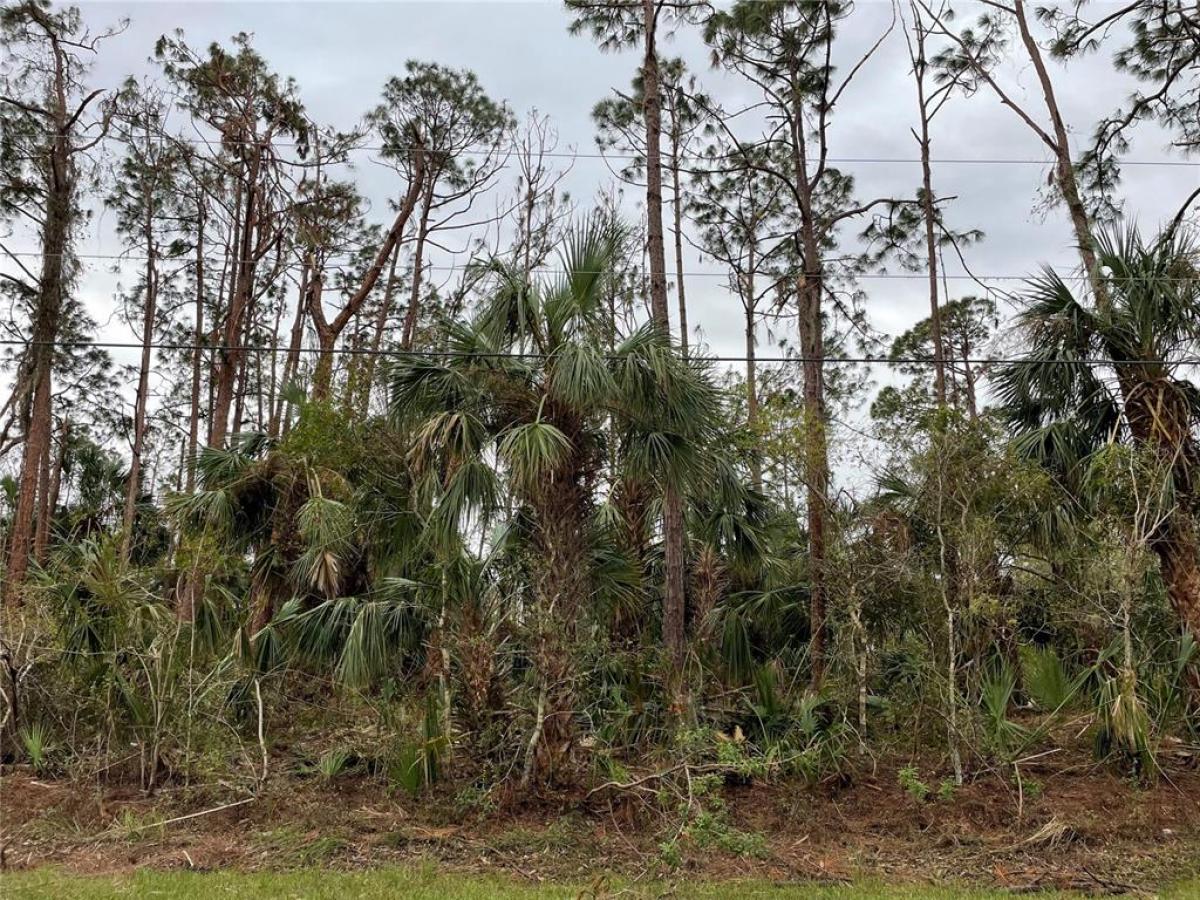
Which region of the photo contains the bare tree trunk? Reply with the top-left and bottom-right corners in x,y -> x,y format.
122,200 -> 159,562
744,262 -> 762,488
186,202 -> 205,492
210,158 -> 260,449
206,218 -> 234,445
917,94 -> 946,406
269,260 -> 310,436
640,0 -> 669,330
6,121 -> 73,602
670,149 -> 688,356
231,330 -> 249,441
961,338 -> 978,419
401,180 -> 435,352
798,267 -> 829,687
34,419 -> 68,561
357,241 -> 403,416
788,89 -> 831,687
638,0 -> 687,689
311,149 -> 425,395
309,271 -> 336,400
33,427 -> 51,563
1012,0 -> 1109,312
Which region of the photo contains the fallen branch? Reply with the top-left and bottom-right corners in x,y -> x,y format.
584,762 -> 744,800
123,797 -> 256,832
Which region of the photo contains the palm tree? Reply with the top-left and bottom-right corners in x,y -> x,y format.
391,213 -> 723,783
995,224 -> 1200,636
170,410 -> 420,638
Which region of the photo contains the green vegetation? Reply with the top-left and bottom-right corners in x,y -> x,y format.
8,868 -> 1198,900
1,1 -> 1197,890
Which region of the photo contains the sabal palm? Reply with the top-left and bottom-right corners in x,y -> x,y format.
391,213 -> 723,780
171,426 -> 395,637
995,223 -> 1200,634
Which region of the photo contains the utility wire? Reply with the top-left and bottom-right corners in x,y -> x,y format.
1,338 -> 1194,368
43,132 -> 1200,167
5,249 -> 1185,282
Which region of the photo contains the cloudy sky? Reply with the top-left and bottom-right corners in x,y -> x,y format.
6,1 -> 1198,482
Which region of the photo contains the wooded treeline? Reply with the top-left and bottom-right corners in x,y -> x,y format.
1,0 -> 1197,806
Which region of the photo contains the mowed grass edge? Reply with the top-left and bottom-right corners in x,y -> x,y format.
3,867 -> 1199,899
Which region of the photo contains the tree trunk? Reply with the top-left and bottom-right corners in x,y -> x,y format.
640,0 -> 670,331
33,425 -> 51,563
209,155 -> 261,449
186,202 -> 205,492
357,240 -> 403,416
1155,519 -> 1200,637
401,180 -> 435,352
35,419 -> 68,561
639,0 -> 687,688
1012,0 -> 1110,313
269,259 -> 310,436
670,147 -> 688,356
788,75 -> 831,687
744,261 -> 762,488
5,123 -> 73,603
309,269 -> 337,401
310,150 -> 425,396
798,267 -> 829,687
916,78 -> 946,406
122,199 -> 159,562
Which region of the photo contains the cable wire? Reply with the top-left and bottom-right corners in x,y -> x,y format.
2,337 -> 1194,368
6,249 -> 1185,282
41,132 -> 1200,167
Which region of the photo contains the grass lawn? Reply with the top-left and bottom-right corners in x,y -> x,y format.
4,867 -> 1199,899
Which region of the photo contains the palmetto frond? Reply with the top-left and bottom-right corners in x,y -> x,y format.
498,419 -> 573,490
390,356 -> 480,427
424,458 -> 499,552
294,495 -> 356,596
543,212 -> 626,346
193,441 -> 262,490
281,578 -> 429,689
473,260 -> 543,351
167,487 -> 236,536
409,411 -> 489,474
546,341 -> 616,411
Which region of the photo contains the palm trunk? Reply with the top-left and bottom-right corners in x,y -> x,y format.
1155,519 -> 1200,637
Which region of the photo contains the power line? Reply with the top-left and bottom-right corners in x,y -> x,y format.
51,132 -> 1200,167
2,337 -> 1194,368
5,249 -> 1180,282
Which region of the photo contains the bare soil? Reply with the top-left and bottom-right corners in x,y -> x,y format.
2,751 -> 1198,895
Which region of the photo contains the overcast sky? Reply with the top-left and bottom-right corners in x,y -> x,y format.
5,1 -> 1198,484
